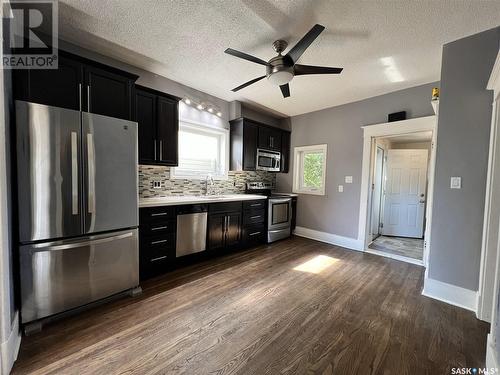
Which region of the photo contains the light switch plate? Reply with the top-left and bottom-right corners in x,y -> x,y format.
338,185 -> 344,193
450,177 -> 461,189
345,176 -> 353,184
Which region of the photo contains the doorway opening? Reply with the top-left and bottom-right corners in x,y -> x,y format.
367,131 -> 433,265
358,116 -> 437,272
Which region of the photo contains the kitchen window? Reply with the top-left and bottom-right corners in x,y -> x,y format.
292,144 -> 328,195
171,121 -> 229,180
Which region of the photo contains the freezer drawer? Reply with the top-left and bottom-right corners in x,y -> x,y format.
20,229 -> 139,323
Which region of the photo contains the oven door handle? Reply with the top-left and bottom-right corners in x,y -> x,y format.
269,198 -> 292,204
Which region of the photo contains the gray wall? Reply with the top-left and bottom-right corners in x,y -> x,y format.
276,82 -> 438,238
428,27 -> 500,291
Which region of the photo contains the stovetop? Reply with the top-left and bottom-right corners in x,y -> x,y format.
245,182 -> 297,198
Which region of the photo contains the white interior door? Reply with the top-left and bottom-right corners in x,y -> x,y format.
382,149 -> 428,238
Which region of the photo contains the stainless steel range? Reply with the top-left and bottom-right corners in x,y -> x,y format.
246,182 -> 294,243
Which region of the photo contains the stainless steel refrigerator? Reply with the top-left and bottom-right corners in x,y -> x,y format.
16,101 -> 140,326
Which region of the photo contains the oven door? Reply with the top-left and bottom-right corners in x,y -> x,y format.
268,198 -> 292,231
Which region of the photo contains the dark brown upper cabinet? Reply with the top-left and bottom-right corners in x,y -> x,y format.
258,126 -> 282,151
13,50 -> 138,120
230,118 -> 258,171
280,130 -> 291,173
230,117 -> 290,173
133,85 -> 180,166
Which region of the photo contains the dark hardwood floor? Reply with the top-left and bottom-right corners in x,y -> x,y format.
12,236 -> 489,374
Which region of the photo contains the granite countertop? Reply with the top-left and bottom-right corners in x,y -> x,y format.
139,194 -> 267,207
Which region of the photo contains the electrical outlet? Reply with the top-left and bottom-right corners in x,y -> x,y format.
152,180 -> 162,189
450,177 -> 461,189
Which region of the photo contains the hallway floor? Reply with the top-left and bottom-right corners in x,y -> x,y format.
369,235 -> 424,260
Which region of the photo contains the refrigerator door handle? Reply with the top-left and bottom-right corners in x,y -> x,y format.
87,133 -> 96,214
30,231 -> 134,252
71,132 -> 79,215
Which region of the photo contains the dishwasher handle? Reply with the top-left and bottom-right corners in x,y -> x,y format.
176,204 -> 208,215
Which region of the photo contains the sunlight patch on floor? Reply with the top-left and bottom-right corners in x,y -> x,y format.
293,255 -> 339,274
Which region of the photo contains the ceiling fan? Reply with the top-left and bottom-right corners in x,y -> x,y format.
224,24 -> 343,98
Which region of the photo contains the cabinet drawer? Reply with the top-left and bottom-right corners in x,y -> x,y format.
141,233 -> 175,253
140,219 -> 176,236
242,225 -> 266,244
243,209 -> 266,226
209,201 -> 242,214
140,206 -> 176,222
243,199 -> 266,211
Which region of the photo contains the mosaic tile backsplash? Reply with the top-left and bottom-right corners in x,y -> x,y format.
139,165 -> 276,198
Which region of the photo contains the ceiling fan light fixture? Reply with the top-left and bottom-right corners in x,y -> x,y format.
267,70 -> 294,86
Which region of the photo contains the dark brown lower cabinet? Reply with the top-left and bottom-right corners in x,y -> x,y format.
207,204 -> 242,251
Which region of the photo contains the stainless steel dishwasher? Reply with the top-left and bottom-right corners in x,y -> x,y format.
176,204 -> 208,257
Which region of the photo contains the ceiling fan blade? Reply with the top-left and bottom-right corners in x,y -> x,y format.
280,83 -> 290,98
224,48 -> 269,66
294,64 -> 343,75
231,75 -> 267,92
285,24 -> 325,63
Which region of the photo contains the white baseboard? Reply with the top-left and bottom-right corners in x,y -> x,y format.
486,333 -> 498,371
1,311 -> 21,375
294,226 -> 364,251
422,277 -> 478,312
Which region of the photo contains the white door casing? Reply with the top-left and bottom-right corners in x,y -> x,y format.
382,149 -> 428,238
371,147 -> 384,239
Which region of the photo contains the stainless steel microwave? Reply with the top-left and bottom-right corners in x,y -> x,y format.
256,149 -> 281,172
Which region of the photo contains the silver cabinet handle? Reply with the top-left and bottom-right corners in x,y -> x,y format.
154,140 -> 157,161
32,232 -> 133,252
151,226 -> 168,231
150,256 -> 167,262
249,231 -> 261,236
250,215 -> 261,219
78,83 -> 82,111
151,239 -> 168,245
159,140 -> 163,161
224,216 -> 228,232
250,203 -> 261,207
87,85 -> 91,112
151,212 -> 168,217
87,133 -> 96,214
71,132 -> 78,215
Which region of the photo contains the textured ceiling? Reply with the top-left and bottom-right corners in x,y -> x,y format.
58,0 -> 500,117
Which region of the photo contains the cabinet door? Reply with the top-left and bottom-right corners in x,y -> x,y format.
14,55 -> 83,111
85,65 -> 133,120
243,121 -> 258,171
208,213 -> 226,250
258,126 -> 272,149
280,131 -> 290,173
157,96 -> 179,166
134,89 -> 157,164
258,126 -> 282,151
225,212 -> 241,247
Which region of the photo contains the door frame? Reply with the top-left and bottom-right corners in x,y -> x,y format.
358,115 -> 438,267
478,50 -> 500,323
370,145 -> 385,240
